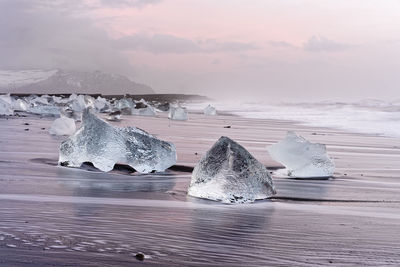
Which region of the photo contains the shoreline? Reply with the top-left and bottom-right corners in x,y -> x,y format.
0,111 -> 399,266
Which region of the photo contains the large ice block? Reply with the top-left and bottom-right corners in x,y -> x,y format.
267,131 -> 335,178
188,136 -> 276,204
59,109 -> 177,173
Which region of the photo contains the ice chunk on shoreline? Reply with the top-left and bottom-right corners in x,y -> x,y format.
27,105 -> 60,116
267,131 -> 335,178
188,136 -> 276,204
59,109 -> 177,172
12,99 -> 28,111
49,116 -> 76,136
132,106 -> 157,117
204,104 -> 217,116
168,106 -> 188,121
0,98 -> 13,115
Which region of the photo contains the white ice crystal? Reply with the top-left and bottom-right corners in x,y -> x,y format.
59,109 -> 177,173
188,136 -> 276,204
49,116 -> 76,136
267,131 -> 335,178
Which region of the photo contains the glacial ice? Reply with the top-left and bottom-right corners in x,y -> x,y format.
168,105 -> 188,121
49,116 -> 76,136
188,136 -> 276,204
204,104 -> 217,116
0,98 -> 13,115
12,99 -> 28,111
70,94 -> 93,112
267,131 -> 335,178
27,105 -> 60,116
132,105 -> 157,117
94,96 -> 109,112
59,109 -> 177,172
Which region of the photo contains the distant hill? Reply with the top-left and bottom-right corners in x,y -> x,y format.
0,69 -> 154,95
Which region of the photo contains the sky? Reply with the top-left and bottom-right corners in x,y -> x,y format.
1,0 -> 400,101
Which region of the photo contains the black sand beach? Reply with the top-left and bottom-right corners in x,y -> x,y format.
1,112 -> 400,266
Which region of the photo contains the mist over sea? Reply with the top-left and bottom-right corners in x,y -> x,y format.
189,99 -> 400,138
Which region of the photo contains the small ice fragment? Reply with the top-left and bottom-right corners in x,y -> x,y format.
168,105 -> 188,121
0,98 -> 13,115
6,244 -> 17,248
188,136 -> 276,204
94,96 -> 109,112
106,110 -> 122,121
59,109 -> 177,172
267,131 -> 335,178
12,99 -> 28,111
203,104 -> 217,116
155,102 -> 170,112
49,116 -> 76,136
132,106 -> 157,117
27,105 -> 60,116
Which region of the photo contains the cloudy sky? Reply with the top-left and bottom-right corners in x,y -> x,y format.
1,0 -> 400,101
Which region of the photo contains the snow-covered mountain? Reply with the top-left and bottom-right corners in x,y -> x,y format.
0,69 -> 154,95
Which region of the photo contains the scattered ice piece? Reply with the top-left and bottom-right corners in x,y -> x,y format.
0,236 -> 4,241
168,105 -> 188,121
27,105 -> 60,116
0,93 -> 13,105
132,105 -> 157,117
12,99 -> 28,111
6,244 -> 17,248
267,131 -> 335,178
94,96 -> 109,112
204,104 -> 217,116
70,94 -> 90,112
31,95 -> 49,105
49,116 -> 76,136
155,102 -> 170,112
188,136 -> 276,204
59,109 -> 177,172
106,110 -> 122,121
0,98 -> 13,115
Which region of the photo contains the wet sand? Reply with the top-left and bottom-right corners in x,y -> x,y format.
0,112 -> 400,266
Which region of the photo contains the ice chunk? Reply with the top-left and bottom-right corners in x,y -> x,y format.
106,110 -> 121,121
0,98 -> 13,115
94,96 -> 109,112
0,93 -> 13,105
188,136 -> 276,204
155,102 -> 170,112
31,95 -> 50,105
27,105 -> 60,116
59,109 -> 177,172
12,99 -> 28,111
132,106 -> 157,117
115,98 -> 135,114
267,131 -> 335,178
204,104 -> 217,116
168,105 -> 188,121
70,94 -> 92,112
49,116 -> 76,136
